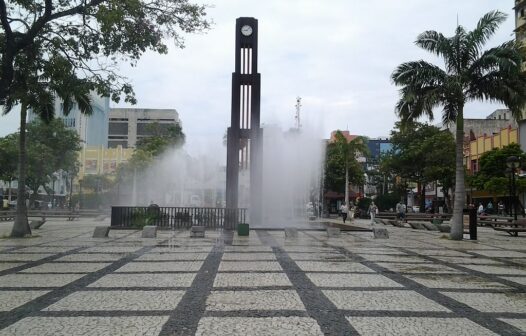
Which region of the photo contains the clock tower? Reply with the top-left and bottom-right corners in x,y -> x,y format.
226,17 -> 263,226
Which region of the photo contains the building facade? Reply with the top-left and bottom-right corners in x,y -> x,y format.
108,108 -> 181,148
27,93 -> 110,147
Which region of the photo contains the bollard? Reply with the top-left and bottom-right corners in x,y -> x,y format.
469,207 -> 477,240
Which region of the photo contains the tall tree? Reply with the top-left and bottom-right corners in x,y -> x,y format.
383,122 -> 455,212
330,131 -> 369,207
0,133 -> 18,203
0,1 -> 209,237
392,11 -> 526,240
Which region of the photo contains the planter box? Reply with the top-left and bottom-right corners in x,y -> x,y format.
237,223 -> 249,236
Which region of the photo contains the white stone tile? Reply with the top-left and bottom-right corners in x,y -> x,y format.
89,273 -> 196,287
0,291 -> 50,311
470,250 -> 526,258
15,247 -> 75,253
214,273 -> 292,287
498,319 -> 526,332
296,261 -> 374,273
500,276 -> 526,286
0,253 -> 54,261
20,262 -> 110,273
218,261 -> 282,272
307,273 -> 402,288
44,290 -> 185,311
0,262 -> 24,271
440,292 -> 526,313
347,317 -> 498,336
431,256 -> 505,265
324,290 -> 449,311
287,253 -> 350,261
357,254 -> 429,263
458,264 -> 526,276
195,317 -> 323,336
206,290 -> 305,311
375,263 -> 463,274
0,274 -> 84,287
54,254 -> 124,262
406,274 -> 510,289
222,253 -> 276,260
223,246 -> 273,252
137,252 -> 209,261
83,246 -> 142,253
0,316 -> 169,336
115,261 -> 203,272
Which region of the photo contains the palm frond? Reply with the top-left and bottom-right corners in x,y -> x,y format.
467,11 -> 507,55
391,60 -> 447,87
415,30 -> 452,59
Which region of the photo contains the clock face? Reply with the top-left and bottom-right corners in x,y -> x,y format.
241,25 -> 253,36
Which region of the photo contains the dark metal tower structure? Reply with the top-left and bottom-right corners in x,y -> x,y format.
226,17 -> 262,226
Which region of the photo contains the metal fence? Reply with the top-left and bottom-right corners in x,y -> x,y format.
110,206 -> 247,230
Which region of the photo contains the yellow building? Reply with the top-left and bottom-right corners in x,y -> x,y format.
466,126 -> 518,173
78,145 -> 134,179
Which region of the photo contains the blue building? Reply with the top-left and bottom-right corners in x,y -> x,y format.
28,92 -> 110,147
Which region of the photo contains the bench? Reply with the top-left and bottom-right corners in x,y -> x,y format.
490,219 -> 526,237
29,213 -> 80,221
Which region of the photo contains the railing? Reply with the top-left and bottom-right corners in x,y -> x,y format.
110,206 -> 247,230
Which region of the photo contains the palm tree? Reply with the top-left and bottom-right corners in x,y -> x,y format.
333,131 -> 369,209
392,11 -> 526,240
3,75 -> 92,237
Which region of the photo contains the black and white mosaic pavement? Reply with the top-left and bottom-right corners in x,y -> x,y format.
0,219 -> 525,335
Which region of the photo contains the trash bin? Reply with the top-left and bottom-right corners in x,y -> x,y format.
237,223 -> 249,236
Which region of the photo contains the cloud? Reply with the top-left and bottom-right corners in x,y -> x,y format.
0,0 -> 516,156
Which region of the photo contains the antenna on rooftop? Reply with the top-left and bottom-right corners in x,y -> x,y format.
294,97 -> 302,129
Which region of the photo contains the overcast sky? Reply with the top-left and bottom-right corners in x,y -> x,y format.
0,0 -> 517,159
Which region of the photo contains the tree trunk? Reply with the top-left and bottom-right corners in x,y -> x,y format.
11,103 -> 31,237
450,109 -> 466,240
344,162 -> 349,207
420,181 -> 426,213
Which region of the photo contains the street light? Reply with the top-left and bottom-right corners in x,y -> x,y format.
52,172 -> 59,209
506,156 -> 520,220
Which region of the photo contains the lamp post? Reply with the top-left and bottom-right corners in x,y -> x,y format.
52,172 -> 59,209
506,156 -> 520,220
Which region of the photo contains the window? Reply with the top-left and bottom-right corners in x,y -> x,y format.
62,118 -> 76,128
471,160 -> 478,173
521,8 -> 525,18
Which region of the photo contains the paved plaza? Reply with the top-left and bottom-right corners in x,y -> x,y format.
0,219 -> 524,335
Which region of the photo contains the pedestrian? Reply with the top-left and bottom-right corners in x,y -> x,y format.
339,203 -> 348,223
396,201 -> 405,220
486,201 -> 493,215
477,203 -> 484,215
368,201 -> 378,224
498,201 -> 505,215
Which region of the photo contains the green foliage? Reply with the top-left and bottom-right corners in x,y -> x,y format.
0,119 -> 81,194
383,122 -> 454,188
392,10 -> 526,239
469,143 -> 526,195
324,131 -> 368,197
80,174 -> 114,193
357,197 -> 372,211
0,0 -> 210,106
375,192 -> 403,212
136,122 -> 185,156
0,134 -> 18,182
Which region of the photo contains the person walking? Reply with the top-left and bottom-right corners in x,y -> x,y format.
396,201 -> 406,221
498,201 -> 505,215
369,201 -> 378,224
340,203 -> 348,223
477,203 -> 484,215
486,201 -> 493,215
